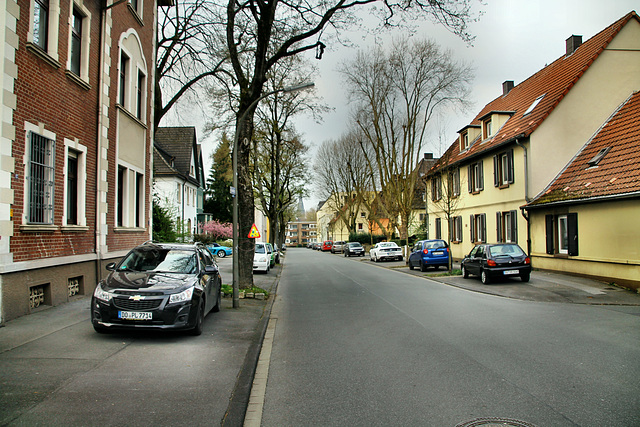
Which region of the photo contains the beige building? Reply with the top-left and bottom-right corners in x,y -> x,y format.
424,11 -> 640,278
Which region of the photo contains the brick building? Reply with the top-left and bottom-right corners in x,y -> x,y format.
0,0 -> 171,322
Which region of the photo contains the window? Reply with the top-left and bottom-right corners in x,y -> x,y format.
119,52 -> 129,107
431,175 -> 442,201
137,70 -> 146,120
28,132 -> 55,224
470,213 -> 486,243
358,223 -> 363,231
467,161 -> 484,193
117,166 -> 126,227
435,218 -> 442,239
136,173 -> 143,228
493,150 -> 514,187
460,132 -> 469,151
545,213 -> 578,256
33,0 -> 49,50
496,210 -> 517,243
483,119 -> 492,139
450,216 -> 463,243
523,95 -> 544,116
66,150 -> 78,225
449,168 -> 460,197
70,8 -> 82,75
587,147 -> 611,167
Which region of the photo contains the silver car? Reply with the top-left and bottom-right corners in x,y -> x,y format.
331,241 -> 346,253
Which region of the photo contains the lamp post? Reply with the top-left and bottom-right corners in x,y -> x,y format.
232,82 -> 314,308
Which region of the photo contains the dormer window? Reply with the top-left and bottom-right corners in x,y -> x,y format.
460,132 -> 469,151
587,147 -> 611,167
483,119 -> 492,139
523,95 -> 545,116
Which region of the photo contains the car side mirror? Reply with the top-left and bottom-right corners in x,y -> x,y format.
205,265 -> 219,274
106,262 -> 116,271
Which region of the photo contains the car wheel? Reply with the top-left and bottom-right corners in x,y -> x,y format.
420,261 -> 427,272
217,250 -> 226,258
189,300 -> 205,336
397,256 -> 403,261
462,265 -> 469,279
481,270 -> 490,284
409,261 -> 414,270
521,272 -> 530,282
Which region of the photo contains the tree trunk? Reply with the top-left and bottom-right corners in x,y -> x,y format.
237,113 -> 256,290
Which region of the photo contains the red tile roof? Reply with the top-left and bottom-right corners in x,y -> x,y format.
431,11 -> 639,171
528,91 -> 640,205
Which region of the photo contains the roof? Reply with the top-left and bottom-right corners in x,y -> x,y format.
154,127 -> 202,187
431,11 -> 639,172
527,91 -> 640,206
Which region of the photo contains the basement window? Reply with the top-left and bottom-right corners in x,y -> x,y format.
587,147 -> 611,167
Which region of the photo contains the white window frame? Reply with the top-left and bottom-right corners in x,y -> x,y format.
23,122 -> 57,226
558,215 -> 569,254
63,139 -> 87,227
29,0 -> 61,61
67,1 -> 91,83
117,162 -> 145,228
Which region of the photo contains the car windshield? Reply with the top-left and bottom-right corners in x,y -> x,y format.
488,244 -> 526,257
255,243 -> 266,254
424,241 -> 446,249
348,243 -> 362,247
118,247 -> 197,274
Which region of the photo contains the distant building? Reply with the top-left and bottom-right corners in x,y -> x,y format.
285,220 -> 317,247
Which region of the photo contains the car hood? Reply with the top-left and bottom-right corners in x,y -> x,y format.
103,271 -> 197,292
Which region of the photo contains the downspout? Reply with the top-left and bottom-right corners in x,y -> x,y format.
95,5 -> 107,284
515,137 -> 532,255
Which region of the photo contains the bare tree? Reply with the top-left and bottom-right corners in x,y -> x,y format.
342,36 -> 473,243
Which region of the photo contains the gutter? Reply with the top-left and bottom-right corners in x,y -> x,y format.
524,191 -> 640,210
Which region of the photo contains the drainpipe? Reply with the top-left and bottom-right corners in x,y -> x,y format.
515,138 -> 532,255
94,6 -> 107,285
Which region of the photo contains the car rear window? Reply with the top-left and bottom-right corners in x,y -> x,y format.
489,244 -> 525,257
424,241 -> 446,249
255,244 -> 266,254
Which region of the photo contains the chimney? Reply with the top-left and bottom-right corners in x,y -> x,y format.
566,35 -> 582,56
423,153 -> 433,160
502,80 -> 514,95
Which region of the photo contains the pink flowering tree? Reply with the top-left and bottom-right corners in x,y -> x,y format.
201,220 -> 233,241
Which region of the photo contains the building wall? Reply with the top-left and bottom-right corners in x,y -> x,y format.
528,199 -> 640,290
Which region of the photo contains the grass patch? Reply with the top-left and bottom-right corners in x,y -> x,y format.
428,269 -> 462,277
221,284 -> 269,297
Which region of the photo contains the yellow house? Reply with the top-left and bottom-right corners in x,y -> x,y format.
524,91 -> 640,291
316,192 -> 376,241
424,11 -> 640,266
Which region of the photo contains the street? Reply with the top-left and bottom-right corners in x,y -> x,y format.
258,249 -> 640,426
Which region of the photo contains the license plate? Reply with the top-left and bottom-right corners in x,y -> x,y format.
503,270 -> 519,275
118,311 -> 152,320
434,251 -> 444,256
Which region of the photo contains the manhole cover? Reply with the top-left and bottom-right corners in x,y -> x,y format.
456,417 -> 537,427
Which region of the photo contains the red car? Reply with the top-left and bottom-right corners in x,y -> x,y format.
321,240 -> 333,252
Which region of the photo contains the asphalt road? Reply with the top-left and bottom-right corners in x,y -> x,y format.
259,249 -> 640,426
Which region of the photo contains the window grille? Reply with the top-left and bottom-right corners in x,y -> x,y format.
29,132 -> 55,224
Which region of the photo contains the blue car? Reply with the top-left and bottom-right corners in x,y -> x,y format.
208,243 -> 233,258
408,239 -> 450,271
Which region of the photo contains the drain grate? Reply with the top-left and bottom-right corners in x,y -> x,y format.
456,417 -> 537,427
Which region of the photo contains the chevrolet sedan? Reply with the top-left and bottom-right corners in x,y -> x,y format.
461,243 -> 532,284
370,242 -> 403,262
91,242 -> 222,335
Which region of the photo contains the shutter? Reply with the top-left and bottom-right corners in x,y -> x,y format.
481,213 -> 486,243
470,214 -> 475,242
508,150 -> 515,184
478,162 -> 484,191
511,210 -> 518,243
496,212 -> 502,242
457,217 -> 463,243
468,165 -> 472,193
568,213 -> 578,256
493,155 -> 499,187
545,214 -> 554,254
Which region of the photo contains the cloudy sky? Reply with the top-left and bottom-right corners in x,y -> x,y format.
291,0 -> 637,208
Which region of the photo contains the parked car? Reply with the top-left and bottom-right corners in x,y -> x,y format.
265,243 -> 276,267
408,239 -> 450,271
91,242 -> 222,335
207,242 -> 233,258
343,242 -> 365,257
253,242 -> 270,274
461,243 -> 532,284
322,240 -> 333,252
331,241 -> 346,254
370,242 -> 403,262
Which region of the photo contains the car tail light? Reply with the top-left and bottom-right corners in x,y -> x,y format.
525,257 -> 531,264
487,259 -> 497,267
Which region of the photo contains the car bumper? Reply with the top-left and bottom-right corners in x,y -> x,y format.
253,261 -> 269,272
420,256 -> 449,266
486,265 -> 532,278
346,250 -> 364,255
91,296 -> 197,330
379,252 -> 402,259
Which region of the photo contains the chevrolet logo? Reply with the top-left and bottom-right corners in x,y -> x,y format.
129,295 -> 145,301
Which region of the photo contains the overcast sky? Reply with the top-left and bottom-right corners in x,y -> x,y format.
291,0 -> 638,209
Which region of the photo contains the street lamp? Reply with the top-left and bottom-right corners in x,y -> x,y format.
232,82 -> 315,308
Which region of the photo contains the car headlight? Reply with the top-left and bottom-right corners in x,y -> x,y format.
93,284 -> 112,302
169,287 -> 194,304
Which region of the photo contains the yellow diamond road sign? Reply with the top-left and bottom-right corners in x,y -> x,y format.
248,224 -> 261,239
